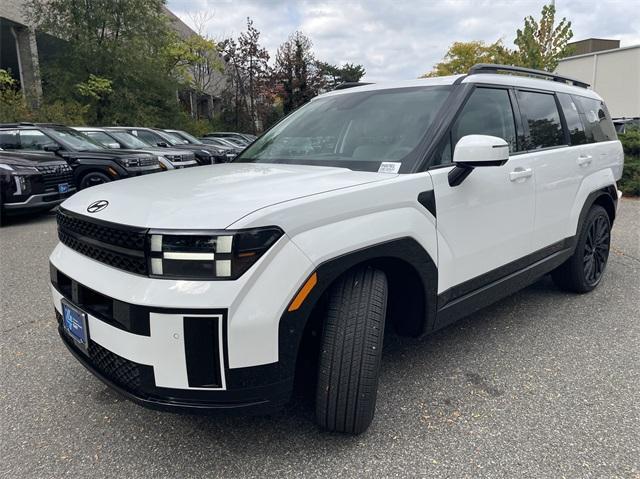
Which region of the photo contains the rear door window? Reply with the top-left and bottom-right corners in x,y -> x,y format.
573,96 -> 617,142
517,91 -> 565,150
557,93 -> 587,145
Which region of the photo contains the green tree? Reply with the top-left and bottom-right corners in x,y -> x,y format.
514,4 -> 573,71
421,40 -> 515,77
424,3 -> 573,77
318,61 -> 366,88
26,0 -> 184,125
275,31 -> 324,114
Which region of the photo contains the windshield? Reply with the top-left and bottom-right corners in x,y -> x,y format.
164,131 -> 189,144
152,129 -> 181,146
48,127 -> 105,151
111,131 -> 151,149
171,130 -> 202,144
237,86 -> 451,172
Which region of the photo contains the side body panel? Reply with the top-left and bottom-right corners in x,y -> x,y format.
428,160 -> 536,295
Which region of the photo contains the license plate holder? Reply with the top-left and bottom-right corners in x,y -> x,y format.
61,299 -> 89,354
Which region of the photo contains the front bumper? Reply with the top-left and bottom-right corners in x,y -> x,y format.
49,233 -> 315,414
4,189 -> 76,213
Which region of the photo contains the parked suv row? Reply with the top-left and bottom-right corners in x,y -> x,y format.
0,124 -> 162,190
73,127 -> 198,170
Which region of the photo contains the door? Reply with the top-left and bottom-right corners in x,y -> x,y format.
429,86 -> 536,295
516,90 -> 576,251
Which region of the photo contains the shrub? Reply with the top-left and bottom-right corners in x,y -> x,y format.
618,128 -> 640,197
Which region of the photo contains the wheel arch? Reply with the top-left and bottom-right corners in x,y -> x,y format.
575,185 -> 618,240
278,238 -> 438,382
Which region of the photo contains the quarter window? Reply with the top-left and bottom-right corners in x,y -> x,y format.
517,91 -> 564,149
557,93 -> 587,145
573,96 -> 617,142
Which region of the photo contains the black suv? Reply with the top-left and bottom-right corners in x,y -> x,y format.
0,150 -> 75,222
0,124 -> 162,189
108,127 -> 221,164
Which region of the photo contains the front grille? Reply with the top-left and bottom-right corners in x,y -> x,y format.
37,163 -> 74,191
57,209 -> 148,275
166,153 -> 194,163
89,340 -> 141,390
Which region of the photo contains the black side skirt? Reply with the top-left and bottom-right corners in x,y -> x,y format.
434,238 -> 575,329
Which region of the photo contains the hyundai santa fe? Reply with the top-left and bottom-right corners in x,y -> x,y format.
50,64 -> 623,434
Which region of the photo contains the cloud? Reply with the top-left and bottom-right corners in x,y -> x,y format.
167,0 -> 640,81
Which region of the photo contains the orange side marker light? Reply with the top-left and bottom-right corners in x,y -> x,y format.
288,272 -> 318,312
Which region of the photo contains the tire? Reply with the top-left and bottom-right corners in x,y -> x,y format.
79,172 -> 111,190
552,205 -> 611,293
315,266 -> 388,434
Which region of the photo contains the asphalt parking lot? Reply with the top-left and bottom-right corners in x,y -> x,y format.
1,200 -> 639,478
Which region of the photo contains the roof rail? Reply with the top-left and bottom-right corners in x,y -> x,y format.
468,63 -> 590,89
333,82 -> 373,91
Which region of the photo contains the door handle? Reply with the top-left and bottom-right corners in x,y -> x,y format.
509,168 -> 533,182
577,155 -> 592,167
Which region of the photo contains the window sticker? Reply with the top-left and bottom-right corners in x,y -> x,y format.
378,162 -> 401,174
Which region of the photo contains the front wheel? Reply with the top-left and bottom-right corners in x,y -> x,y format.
315,266 -> 388,434
552,205 -> 611,293
79,171 -> 111,190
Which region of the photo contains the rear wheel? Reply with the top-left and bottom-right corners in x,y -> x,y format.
79,172 -> 111,190
315,266 -> 388,434
552,205 -> 611,293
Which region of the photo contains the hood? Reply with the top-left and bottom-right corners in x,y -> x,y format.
64,149 -> 153,161
0,151 -> 65,166
60,163 -> 394,229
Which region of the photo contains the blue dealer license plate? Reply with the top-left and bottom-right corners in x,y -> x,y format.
62,300 -> 89,352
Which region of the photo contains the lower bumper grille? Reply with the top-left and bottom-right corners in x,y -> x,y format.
89,340 -> 141,390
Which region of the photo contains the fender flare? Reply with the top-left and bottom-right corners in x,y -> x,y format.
574,185 -> 618,241
276,237 -> 438,378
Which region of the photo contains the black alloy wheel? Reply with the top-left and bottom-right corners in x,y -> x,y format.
583,213 -> 610,287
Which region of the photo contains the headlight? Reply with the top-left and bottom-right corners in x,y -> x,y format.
0,163 -> 37,195
117,157 -> 158,168
0,163 -> 39,174
147,227 -> 284,280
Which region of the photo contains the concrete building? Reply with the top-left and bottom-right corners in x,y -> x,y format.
0,1 -> 44,108
0,2 -> 226,118
556,39 -> 640,118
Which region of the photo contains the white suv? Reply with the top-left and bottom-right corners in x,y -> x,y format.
50,64 -> 623,434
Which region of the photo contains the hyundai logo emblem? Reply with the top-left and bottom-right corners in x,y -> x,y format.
87,200 -> 109,213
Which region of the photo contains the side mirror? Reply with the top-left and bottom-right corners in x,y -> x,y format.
106,142 -> 120,149
43,144 -> 62,153
448,135 -> 509,187
157,142 -> 169,148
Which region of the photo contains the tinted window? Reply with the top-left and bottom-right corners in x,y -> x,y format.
0,129 -> 19,149
86,131 -> 117,146
518,91 -> 564,149
136,130 -> 163,146
19,130 -> 57,150
557,93 -> 587,145
452,88 -> 517,153
238,86 -> 451,172
574,96 -> 617,142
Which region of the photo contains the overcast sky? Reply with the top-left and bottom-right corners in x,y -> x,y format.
167,0 -> 640,81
